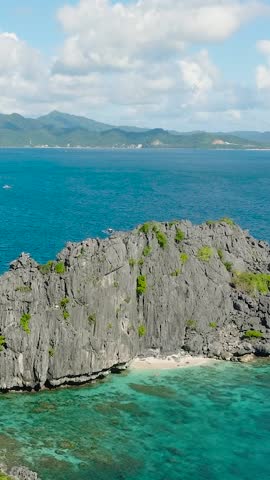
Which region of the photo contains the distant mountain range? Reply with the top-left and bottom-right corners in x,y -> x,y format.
0,111 -> 269,149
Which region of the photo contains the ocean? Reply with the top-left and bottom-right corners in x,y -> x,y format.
0,148 -> 269,480
0,148 -> 269,271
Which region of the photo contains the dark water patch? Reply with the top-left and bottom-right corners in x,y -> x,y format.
128,383 -> 176,398
38,456 -> 73,480
94,401 -> 147,417
0,434 -> 25,470
31,402 -> 58,414
56,440 -> 76,451
76,453 -> 143,480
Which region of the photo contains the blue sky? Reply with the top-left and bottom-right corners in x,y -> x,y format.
0,1 -> 71,53
1,0 -> 270,130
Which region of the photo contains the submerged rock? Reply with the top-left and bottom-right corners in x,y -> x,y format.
239,354 -> 257,363
128,383 -> 176,398
0,219 -> 270,391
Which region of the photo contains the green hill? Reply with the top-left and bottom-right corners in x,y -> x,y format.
0,111 -> 264,148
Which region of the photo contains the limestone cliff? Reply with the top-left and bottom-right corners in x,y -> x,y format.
0,219 -> 269,391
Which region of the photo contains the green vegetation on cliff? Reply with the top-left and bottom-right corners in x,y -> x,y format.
217,249 -> 233,271
88,313 -> 96,324
233,272 -> 270,295
217,249 -> 224,260
0,335 -> 6,352
137,276 -> 147,295
20,313 -> 31,334
220,217 -> 235,226
180,253 -> 189,264
139,223 -> 152,234
60,297 -> 70,308
186,319 -> 197,330
55,262 -> 66,274
129,258 -> 136,268
175,229 -> 185,243
48,347 -> 55,357
138,325 -> 147,337
39,260 -> 54,274
63,311 -> 70,320
142,245 -> 152,257
197,246 -> 213,262
244,330 -> 264,338
15,285 -> 32,293
207,217 -> 235,227
0,472 -> 12,480
224,261 -> 233,272
154,229 -> 167,249
171,269 -> 181,277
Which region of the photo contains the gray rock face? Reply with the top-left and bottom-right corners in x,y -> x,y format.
0,220 -> 270,391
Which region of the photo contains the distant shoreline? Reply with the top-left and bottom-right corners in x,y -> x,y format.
1,146 -> 270,151
0,111 -> 268,149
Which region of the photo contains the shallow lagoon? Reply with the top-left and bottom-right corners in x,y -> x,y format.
0,362 -> 269,480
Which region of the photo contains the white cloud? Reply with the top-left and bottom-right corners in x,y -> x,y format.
0,32 -> 44,79
256,65 -> 270,89
55,0 -> 267,75
0,31 -> 109,116
179,50 -> 219,105
47,0 -> 270,129
226,109 -> 241,120
257,39 -> 270,55
256,39 -> 270,90
0,32 -> 48,113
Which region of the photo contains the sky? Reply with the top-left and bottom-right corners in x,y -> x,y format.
1,0 -> 270,131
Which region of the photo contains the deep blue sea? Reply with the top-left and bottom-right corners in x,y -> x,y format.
0,148 -> 270,271
0,148 -> 270,480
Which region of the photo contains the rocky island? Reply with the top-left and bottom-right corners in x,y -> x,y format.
0,219 -> 269,392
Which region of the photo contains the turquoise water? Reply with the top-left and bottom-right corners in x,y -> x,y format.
0,362 -> 269,480
0,148 -> 270,271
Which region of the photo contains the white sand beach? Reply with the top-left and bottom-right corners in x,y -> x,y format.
130,355 -> 218,370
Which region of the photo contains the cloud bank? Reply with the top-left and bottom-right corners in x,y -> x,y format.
1,0 -> 270,129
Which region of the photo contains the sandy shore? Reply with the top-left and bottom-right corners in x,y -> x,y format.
130,355 -> 218,371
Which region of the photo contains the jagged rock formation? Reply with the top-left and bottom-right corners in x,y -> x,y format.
9,467 -> 39,480
0,220 -> 269,391
0,466 -> 39,480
